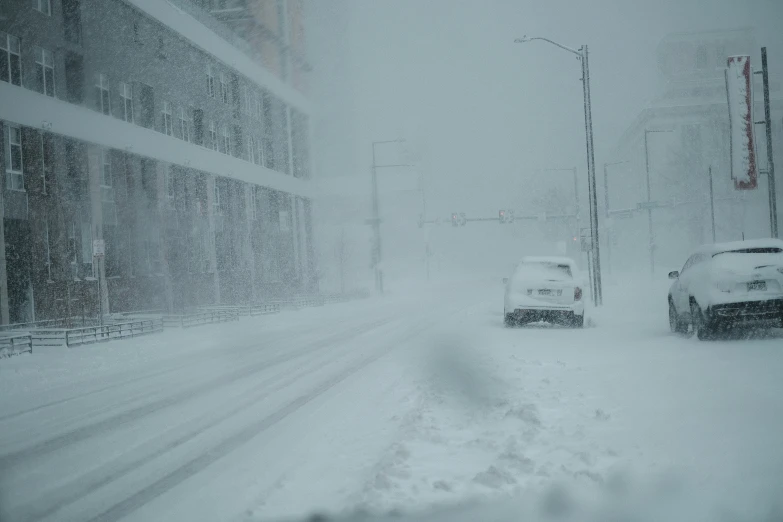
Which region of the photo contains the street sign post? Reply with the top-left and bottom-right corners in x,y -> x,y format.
92,239 -> 106,330
92,239 -> 105,258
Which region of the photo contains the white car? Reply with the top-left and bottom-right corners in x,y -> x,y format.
503,256 -> 585,328
668,238 -> 783,340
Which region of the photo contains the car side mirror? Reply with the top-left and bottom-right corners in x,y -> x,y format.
668,271 -> 679,279
502,277 -> 509,285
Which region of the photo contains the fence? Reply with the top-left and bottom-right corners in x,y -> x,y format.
0,316 -> 99,333
30,318 -> 164,348
162,309 -> 240,328
0,334 -> 33,358
268,296 -> 326,310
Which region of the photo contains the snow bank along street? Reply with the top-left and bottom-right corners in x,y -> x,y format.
1,278 -> 782,522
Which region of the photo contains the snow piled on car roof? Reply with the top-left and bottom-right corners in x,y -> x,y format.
695,238 -> 783,256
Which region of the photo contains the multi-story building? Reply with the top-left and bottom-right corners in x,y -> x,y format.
609,29 -> 782,272
0,0 -> 316,324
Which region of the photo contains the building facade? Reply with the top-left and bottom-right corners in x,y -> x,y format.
0,0 -> 316,324
609,29 -> 783,273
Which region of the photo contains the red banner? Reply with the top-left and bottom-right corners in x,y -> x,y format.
725,55 -> 758,190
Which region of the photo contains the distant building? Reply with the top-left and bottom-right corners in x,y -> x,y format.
0,0 -> 316,324
609,29 -> 783,272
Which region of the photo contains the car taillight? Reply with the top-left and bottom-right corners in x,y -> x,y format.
574,287 -> 582,301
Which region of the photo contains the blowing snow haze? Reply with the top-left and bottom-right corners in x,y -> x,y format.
1,1 -> 783,521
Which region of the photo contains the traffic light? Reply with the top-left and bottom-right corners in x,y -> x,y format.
418,214 -> 424,228
459,212 -> 467,226
451,213 -> 458,227
507,209 -> 515,224
499,210 -> 506,224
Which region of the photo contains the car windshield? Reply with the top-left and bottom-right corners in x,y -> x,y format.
3,2 -> 783,522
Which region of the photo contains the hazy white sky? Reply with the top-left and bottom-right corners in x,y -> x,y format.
309,0 -> 783,216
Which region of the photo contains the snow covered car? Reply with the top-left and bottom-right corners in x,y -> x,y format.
668,238 -> 783,340
503,256 -> 584,328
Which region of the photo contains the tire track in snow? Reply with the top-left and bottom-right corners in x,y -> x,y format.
0,314 -> 369,423
0,317 -> 393,473
11,317 -> 396,522
86,308 -> 461,522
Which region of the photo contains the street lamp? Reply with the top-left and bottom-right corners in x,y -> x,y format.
515,36 -> 602,306
603,160 -> 629,276
370,139 -> 410,294
643,128 -> 674,276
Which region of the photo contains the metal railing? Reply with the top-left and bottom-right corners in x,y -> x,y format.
0,334 -> 33,358
163,309 -> 240,328
268,296 -> 326,310
0,316 -> 99,333
31,318 -> 164,348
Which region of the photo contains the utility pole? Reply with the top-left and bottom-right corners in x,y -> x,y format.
708,165 -> 716,242
761,47 -> 778,238
515,36 -> 603,306
581,45 -> 602,306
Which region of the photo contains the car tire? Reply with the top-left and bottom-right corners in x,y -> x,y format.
669,299 -> 689,334
504,313 -> 516,328
690,299 -> 715,341
570,313 -> 584,328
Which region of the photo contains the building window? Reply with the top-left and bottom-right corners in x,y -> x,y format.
5,125 -> 24,191
179,107 -> 190,142
193,108 -> 204,145
101,149 -> 112,188
213,182 -> 221,215
63,0 -> 83,44
249,187 -> 257,220
64,51 -> 84,103
220,126 -> 230,155
35,47 -> 55,97
255,92 -> 263,120
164,165 -> 175,201
219,72 -> 228,104
207,64 -> 215,97
248,135 -> 256,165
208,120 -> 217,150
120,82 -> 133,123
33,0 -> 52,16
95,73 -> 110,115
162,101 -> 173,135
0,32 -> 22,86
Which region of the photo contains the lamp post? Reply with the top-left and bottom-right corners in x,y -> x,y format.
643,128 -> 674,276
370,139 -> 409,294
516,36 -> 602,306
603,160 -> 629,276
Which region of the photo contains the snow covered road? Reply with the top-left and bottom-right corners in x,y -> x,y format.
1,278 -> 783,521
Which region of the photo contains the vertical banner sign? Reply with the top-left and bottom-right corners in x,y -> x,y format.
725,55 -> 758,190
